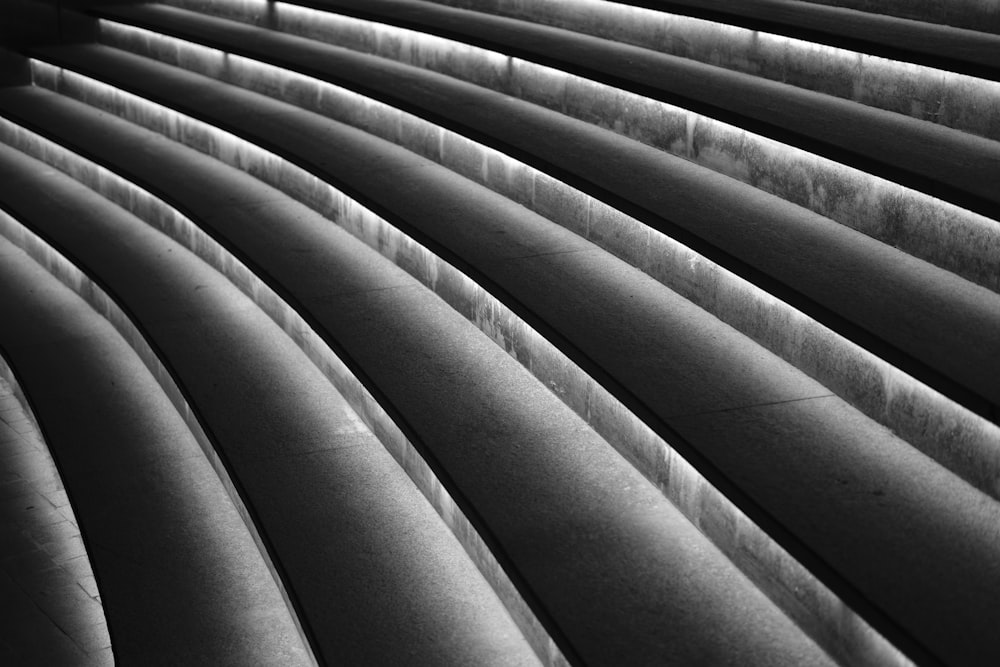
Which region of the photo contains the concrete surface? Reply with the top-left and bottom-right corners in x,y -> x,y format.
30,33 -> 1000,500
1,1 -> 998,665
0,136 -> 540,666
118,0 -> 1000,282
447,0 -> 1000,70
0,86 -> 837,665
0,223 -> 311,665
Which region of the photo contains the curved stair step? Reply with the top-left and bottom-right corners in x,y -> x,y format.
52,14 -> 1000,457
0,88 -> 840,666
0,136 -> 540,667
552,0 -> 1000,76
0,211 -> 311,665
159,0 -> 1000,210
22,33 -> 1000,489
92,2 -> 1000,293
14,51 -> 1000,667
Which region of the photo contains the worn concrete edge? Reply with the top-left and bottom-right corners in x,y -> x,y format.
0,110 -> 568,667
46,34 -> 1000,505
19,58 -> 938,667
0,138 -> 320,667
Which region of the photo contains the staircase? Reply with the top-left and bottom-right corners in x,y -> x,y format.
1,0 -> 998,664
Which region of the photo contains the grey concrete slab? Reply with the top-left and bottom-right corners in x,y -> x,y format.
0,90 -> 834,664
0,234 -> 311,665
0,141 -> 540,667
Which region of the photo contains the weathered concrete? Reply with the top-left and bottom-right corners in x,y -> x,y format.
4,2 -> 999,664
7,48 -> 1000,666
42,29 -> 1000,505
0,130 -> 540,667
0,86 -> 839,666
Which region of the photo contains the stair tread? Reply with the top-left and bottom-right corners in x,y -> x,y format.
0,84 -> 836,666
0,211 -> 310,666
10,49 -> 1000,664
0,132 -> 540,667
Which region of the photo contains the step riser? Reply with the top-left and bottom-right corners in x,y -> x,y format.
122,2 -> 1000,293
32,53 -> 1000,510
0,115 -> 564,667
16,61 -> 921,665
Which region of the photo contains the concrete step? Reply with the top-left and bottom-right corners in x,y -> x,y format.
3,1 -> 997,665
64,9 -> 1000,465
28,8 -> 1000,499
0,92 -> 838,666
6,39 -> 1000,667
0,126 -> 543,666
0,208 -> 311,665
2,59 -> 865,663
